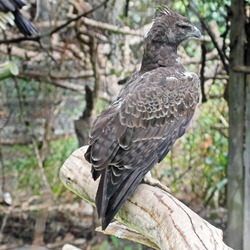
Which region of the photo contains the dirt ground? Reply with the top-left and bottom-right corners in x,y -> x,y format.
0,189 -> 227,250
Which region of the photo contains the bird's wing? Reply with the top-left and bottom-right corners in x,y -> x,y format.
0,0 -> 26,13
86,69 -> 200,170
85,69 -> 200,229
118,70 -> 200,147
0,0 -> 15,12
13,10 -> 37,36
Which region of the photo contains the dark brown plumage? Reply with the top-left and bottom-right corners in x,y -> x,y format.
85,6 -> 201,230
0,0 -> 37,36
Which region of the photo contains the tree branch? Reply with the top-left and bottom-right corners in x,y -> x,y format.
200,42 -> 207,102
80,17 -> 143,37
187,2 -> 229,73
233,65 -> 250,73
60,146 -> 232,250
49,0 -> 109,36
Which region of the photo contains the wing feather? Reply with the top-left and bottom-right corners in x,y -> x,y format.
119,70 -> 199,143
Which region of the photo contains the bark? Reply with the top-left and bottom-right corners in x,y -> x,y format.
227,0 -> 246,249
243,5 -> 250,250
60,146 -> 232,250
244,67 -> 250,250
74,85 -> 93,147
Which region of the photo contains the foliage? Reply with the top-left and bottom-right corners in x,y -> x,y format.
155,80 -> 228,207
44,136 -> 79,196
3,136 -> 78,198
0,61 -> 19,80
92,236 -> 143,250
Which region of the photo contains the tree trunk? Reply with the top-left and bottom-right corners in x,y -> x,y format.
227,0 -> 249,249
243,6 -> 250,250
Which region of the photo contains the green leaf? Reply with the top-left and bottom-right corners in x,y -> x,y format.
216,178 -> 228,191
0,61 -> 19,80
8,61 -> 19,75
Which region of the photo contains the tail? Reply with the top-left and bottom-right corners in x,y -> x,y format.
96,153 -> 158,230
14,10 -> 37,36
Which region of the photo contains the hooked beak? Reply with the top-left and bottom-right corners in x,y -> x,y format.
189,26 -> 202,38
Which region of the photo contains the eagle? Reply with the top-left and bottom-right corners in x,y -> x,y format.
0,0 -> 37,36
85,6 -> 201,230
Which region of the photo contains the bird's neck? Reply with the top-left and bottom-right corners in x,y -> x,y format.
140,44 -> 183,72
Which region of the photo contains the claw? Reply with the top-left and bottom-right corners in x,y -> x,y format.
143,172 -> 171,193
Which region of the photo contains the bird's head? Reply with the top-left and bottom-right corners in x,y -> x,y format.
145,6 -> 201,47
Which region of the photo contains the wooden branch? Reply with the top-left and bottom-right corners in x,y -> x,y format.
0,133 -> 73,145
233,65 -> 250,73
60,146 -> 232,250
16,75 -> 86,94
18,70 -> 94,80
81,17 -> 143,37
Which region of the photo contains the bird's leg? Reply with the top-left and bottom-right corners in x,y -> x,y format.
142,172 -> 170,193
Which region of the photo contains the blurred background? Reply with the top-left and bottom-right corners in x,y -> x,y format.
0,0 -> 249,249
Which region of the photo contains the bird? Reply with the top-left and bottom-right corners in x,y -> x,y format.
0,0 -> 37,36
85,6 -> 201,230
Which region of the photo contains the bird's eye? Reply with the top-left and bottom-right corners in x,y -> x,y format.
177,23 -> 190,30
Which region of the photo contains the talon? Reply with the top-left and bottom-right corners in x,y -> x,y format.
143,174 -> 171,193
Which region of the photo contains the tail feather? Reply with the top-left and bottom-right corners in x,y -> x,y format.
96,152 -> 158,230
102,169 -> 145,229
95,168 -> 108,217
12,0 -> 26,9
111,154 -> 157,210
14,10 -> 37,36
95,166 -> 134,219
0,0 -> 16,12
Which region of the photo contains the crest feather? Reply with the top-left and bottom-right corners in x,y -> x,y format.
154,6 -> 176,19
